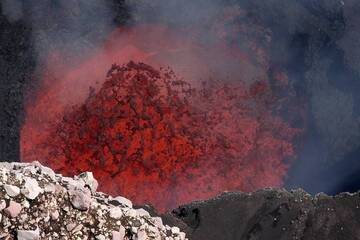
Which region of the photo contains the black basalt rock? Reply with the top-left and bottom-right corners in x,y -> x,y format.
163,189 -> 360,240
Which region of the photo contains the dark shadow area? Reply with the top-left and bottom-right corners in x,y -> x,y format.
0,5 -> 35,161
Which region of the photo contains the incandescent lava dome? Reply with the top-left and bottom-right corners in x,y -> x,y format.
21,24 -> 303,212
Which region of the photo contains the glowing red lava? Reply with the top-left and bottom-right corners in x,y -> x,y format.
21,23 -> 302,211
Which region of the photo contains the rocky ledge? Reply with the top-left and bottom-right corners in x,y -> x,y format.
165,189 -> 360,240
0,161 -> 187,240
1,161 -> 360,240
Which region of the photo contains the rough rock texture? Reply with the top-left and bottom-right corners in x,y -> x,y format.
2,161 -> 360,240
164,189 -> 360,240
0,161 -> 187,240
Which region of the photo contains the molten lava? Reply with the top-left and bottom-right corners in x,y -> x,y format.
20,16 -> 305,211
22,60 -> 300,211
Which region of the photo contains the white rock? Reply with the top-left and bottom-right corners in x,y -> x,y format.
4,200 -> 22,218
131,226 -> 138,234
95,234 -> 106,240
17,228 -> 40,240
22,200 -> 30,208
136,208 -> 150,217
171,227 -> 180,234
137,229 -> 148,240
0,200 -> 6,210
37,163 -> 56,180
44,184 -> 55,193
23,165 -> 37,175
152,217 -> 163,228
78,172 -> 98,193
50,210 -> 59,220
125,209 -> 138,218
62,177 -> 85,190
72,224 -> 83,233
112,227 -> 126,240
0,168 -> 8,182
66,223 -> 76,231
178,232 -> 186,240
22,177 -> 42,200
69,188 -> 91,211
112,196 -> 133,208
109,207 -> 123,219
15,172 -> 23,181
4,184 -> 20,197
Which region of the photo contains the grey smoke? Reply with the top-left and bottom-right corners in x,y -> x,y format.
1,0 -> 23,22
125,0 -> 267,85
126,0 -> 225,29
1,0 -> 116,62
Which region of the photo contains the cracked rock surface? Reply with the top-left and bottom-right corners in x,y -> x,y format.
0,161 -> 187,240
165,189 -> 360,240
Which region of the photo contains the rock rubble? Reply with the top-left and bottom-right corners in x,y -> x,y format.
0,161 -> 187,240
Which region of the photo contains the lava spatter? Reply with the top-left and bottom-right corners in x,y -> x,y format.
21,61 -> 301,211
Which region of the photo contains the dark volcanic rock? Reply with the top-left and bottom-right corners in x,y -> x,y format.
164,189 -> 360,240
